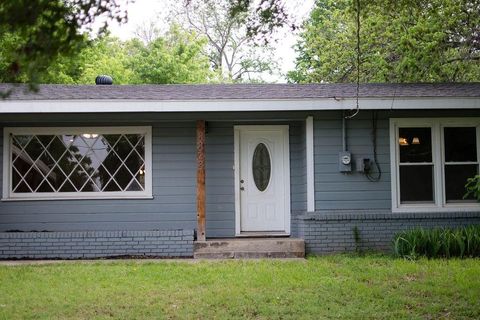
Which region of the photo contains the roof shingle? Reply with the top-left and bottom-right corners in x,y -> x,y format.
1,83 -> 479,100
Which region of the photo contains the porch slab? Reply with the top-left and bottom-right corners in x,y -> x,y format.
194,238 -> 305,259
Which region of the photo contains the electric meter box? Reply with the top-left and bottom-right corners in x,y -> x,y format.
339,151 -> 352,172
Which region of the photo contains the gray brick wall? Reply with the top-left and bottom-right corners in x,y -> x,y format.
0,230 -> 194,259
295,211 -> 480,254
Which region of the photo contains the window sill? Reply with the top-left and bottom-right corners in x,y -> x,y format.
1,195 -> 154,202
392,204 -> 480,213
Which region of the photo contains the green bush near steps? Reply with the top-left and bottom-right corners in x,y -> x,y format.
393,225 -> 480,259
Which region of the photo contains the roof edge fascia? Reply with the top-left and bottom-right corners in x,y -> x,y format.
0,97 -> 479,113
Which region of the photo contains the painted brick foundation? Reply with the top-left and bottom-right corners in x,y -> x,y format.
295,211 -> 480,254
0,230 -> 194,259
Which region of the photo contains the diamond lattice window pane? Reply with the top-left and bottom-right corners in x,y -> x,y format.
37,135 -> 55,148
13,135 -> 32,149
49,165 -> 69,191
23,169 -> 44,191
14,181 -> 31,193
59,180 -> 76,192
102,152 -> 123,176
125,152 -> 144,177
135,137 -> 145,161
96,165 -> 113,191
69,166 -> 90,191
104,179 -> 122,192
37,152 -> 55,171
114,135 -> 133,159
12,170 -> 22,191
12,153 -> 32,177
24,137 -> 44,162
47,136 -> 69,160
135,172 -> 146,190
127,179 -> 143,191
37,180 -> 54,193
10,131 -> 147,195
114,165 -> 135,189
125,134 -> 141,146
102,135 -> 121,147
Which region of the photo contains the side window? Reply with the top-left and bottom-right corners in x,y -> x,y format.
3,127 -> 152,200
443,127 -> 478,203
398,127 -> 434,204
392,119 -> 480,211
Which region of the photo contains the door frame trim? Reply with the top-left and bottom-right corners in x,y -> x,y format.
234,125 -> 291,236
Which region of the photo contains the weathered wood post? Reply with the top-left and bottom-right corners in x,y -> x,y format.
196,120 -> 206,241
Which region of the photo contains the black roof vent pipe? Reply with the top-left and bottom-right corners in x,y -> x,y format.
95,75 -> 113,85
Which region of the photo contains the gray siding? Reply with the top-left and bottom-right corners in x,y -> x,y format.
314,111 -> 391,210
205,121 -> 306,238
3,109 -> 479,245
312,109 -> 480,211
290,122 -> 307,213
0,121 -> 198,232
0,114 -> 307,238
205,122 -> 235,237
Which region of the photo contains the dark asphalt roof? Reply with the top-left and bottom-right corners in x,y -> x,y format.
1,83 -> 480,100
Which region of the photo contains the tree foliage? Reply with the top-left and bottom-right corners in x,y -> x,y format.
0,0 -> 128,87
289,0 -> 480,83
130,26 -> 213,84
0,0 -> 291,90
40,26 -> 213,85
41,37 -> 138,84
228,0 -> 292,40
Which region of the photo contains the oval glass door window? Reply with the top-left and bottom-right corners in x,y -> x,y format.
252,143 -> 271,191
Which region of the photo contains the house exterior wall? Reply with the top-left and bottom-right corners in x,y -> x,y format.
1,110 -> 480,258
314,111 -> 391,210
0,113 -> 306,258
301,109 -> 480,254
0,121 -> 198,232
0,230 -> 193,259
205,121 -> 306,237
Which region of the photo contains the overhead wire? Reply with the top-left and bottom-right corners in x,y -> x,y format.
345,0 -> 361,119
366,110 -> 382,182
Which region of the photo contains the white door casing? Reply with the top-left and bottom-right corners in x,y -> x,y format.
234,125 -> 290,235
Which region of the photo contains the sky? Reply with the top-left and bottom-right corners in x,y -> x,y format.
107,0 -> 315,82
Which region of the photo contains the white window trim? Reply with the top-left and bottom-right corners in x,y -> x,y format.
390,118 -> 480,212
2,126 -> 153,201
306,116 -> 315,212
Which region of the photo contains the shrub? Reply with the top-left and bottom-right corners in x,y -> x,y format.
393,225 -> 480,259
464,175 -> 480,200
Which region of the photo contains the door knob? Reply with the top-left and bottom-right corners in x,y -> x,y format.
240,179 -> 244,183
240,187 -> 245,191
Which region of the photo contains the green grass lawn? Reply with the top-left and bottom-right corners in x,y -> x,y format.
0,255 -> 479,319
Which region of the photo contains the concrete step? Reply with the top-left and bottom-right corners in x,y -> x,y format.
194,238 -> 305,259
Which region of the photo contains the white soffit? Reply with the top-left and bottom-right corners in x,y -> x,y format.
0,97 -> 479,113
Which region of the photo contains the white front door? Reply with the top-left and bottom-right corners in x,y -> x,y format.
235,125 -> 290,234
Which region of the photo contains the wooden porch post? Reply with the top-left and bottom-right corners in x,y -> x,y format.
196,120 -> 206,241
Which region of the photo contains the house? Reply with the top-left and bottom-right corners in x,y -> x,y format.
1,83 -> 480,259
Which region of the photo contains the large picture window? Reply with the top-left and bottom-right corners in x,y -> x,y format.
390,118 -> 480,212
2,127 -> 152,200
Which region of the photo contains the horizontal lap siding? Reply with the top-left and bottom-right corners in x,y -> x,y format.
0,116 -> 307,236
205,122 -> 235,237
312,109 -> 480,211
0,122 -> 197,232
314,111 -> 391,210
205,121 -> 306,238
290,122 -> 307,213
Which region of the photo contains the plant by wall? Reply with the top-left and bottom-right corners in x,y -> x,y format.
464,175 -> 480,201
393,226 -> 480,259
